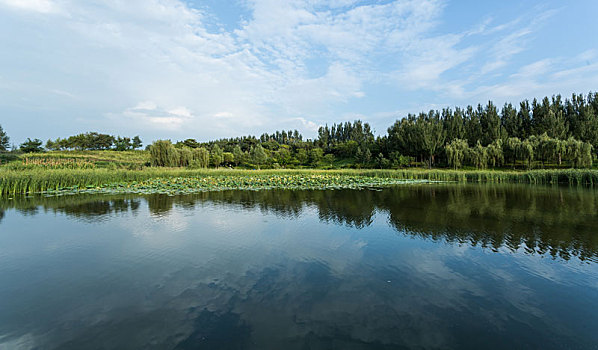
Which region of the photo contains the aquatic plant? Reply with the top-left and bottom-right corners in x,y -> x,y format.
1,168 -> 598,196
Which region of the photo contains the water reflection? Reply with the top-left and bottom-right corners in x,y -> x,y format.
2,184 -> 597,261
1,184 -> 597,349
1,195 -> 142,222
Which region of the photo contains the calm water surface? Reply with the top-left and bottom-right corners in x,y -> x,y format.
0,184 -> 597,349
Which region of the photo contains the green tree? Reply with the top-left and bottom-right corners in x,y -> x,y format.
519,139 -> 534,169
132,136 -> 143,150
363,148 -> 372,165
192,147 -> 210,168
480,101 -> 503,145
176,147 -> 192,167
232,145 -> 244,166
323,153 -> 335,166
275,147 -> 292,166
580,142 -> 593,168
389,152 -> 412,168
486,139 -> 504,168
114,136 -> 132,151
536,133 -> 555,168
149,140 -> 179,167
442,108 -> 465,142
556,139 -> 566,166
548,95 -> 568,139
251,144 -> 268,169
376,153 -> 390,168
0,125 -> 9,151
419,112 -> 445,167
309,147 -> 324,166
518,100 -> 533,139
45,139 -> 60,151
181,139 -> 199,148
295,149 -> 308,165
211,144 -> 223,167
501,103 -> 522,139
504,137 -> 521,168
566,137 -> 593,168
20,138 -> 44,153
464,106 -> 483,146
223,152 -> 234,166
354,147 -> 363,165
445,139 -> 468,169
469,141 -> 487,169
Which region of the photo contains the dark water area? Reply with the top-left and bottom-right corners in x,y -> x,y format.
0,184 -> 597,349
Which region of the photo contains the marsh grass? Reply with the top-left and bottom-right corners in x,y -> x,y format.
15,151 -> 150,169
1,168 -> 598,195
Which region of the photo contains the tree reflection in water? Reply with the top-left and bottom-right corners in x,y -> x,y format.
1,184 -> 597,261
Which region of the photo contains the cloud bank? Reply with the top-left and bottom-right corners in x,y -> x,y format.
0,0 -> 596,142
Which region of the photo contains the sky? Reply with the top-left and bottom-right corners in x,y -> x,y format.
0,0 -> 597,145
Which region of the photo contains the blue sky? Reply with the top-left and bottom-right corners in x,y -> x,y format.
1,0 -> 597,145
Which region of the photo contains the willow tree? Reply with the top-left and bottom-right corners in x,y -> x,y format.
486,139 -> 504,168
469,141 -> 487,169
556,139 -> 566,166
149,140 -> 179,167
581,142 -> 593,168
445,139 -> 468,169
504,137 -> 521,168
566,138 -> 593,168
211,145 -> 223,168
178,147 -> 193,167
519,139 -> 534,169
192,147 -> 210,168
535,133 -> 554,168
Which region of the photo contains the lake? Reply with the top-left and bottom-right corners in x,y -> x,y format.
1,184 -> 597,349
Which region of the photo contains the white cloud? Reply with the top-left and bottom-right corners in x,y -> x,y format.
465,51 -> 598,103
118,102 -> 195,131
0,0 -> 59,14
1,0 -> 596,142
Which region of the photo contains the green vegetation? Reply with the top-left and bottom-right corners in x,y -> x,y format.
19,138 -> 44,153
0,125 -> 9,151
2,150 -> 149,170
45,132 -> 143,151
140,93 -> 598,170
4,92 -> 598,170
2,168 -> 598,196
2,92 -> 598,196
43,174 -> 433,196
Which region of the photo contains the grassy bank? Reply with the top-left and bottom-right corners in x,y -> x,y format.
2,168 -> 598,196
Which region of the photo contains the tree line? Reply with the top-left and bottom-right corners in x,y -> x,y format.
0,131 -> 144,153
45,132 -> 143,151
2,92 -> 597,169
147,93 -> 597,169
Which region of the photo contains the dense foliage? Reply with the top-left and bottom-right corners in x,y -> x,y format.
20,138 -> 44,153
0,124 -> 9,151
45,133 -> 142,151
5,92 -> 598,170
148,93 -> 598,170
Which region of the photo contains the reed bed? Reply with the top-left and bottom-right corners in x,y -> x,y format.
1,168 -> 598,196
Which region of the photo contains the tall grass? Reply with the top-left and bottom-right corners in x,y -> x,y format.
21,150 -> 149,169
1,168 -> 598,195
